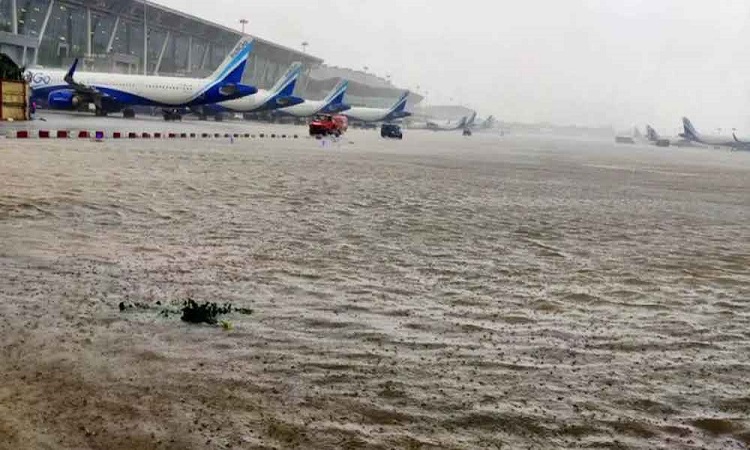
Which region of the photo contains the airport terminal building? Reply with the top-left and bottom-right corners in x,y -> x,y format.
0,0 -> 417,106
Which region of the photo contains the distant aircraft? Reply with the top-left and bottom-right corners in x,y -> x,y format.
472,115 -> 496,130
26,38 -> 257,121
195,62 -> 305,120
425,117 -> 469,131
615,126 -> 648,144
464,111 -> 477,129
279,79 -> 350,118
645,124 -> 700,148
633,126 -> 645,142
682,117 -> 750,150
343,91 -> 411,123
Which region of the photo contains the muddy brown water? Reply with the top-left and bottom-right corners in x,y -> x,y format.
0,132 -> 748,449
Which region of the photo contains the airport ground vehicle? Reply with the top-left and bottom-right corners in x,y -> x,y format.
309,115 -> 348,137
381,123 -> 403,139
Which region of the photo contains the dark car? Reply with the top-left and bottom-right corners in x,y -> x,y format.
381,124 -> 403,139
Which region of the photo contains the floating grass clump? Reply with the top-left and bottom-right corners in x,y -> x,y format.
181,299 -> 233,325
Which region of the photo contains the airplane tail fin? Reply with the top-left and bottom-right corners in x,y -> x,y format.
633,127 -> 644,140
682,117 -> 701,141
645,125 -> 660,142
269,62 -> 302,97
208,38 -> 254,85
457,116 -> 468,129
388,91 -> 410,115
64,58 -> 79,84
323,79 -> 349,106
466,111 -> 477,128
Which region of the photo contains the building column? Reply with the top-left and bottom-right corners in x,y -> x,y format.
300,67 -> 312,97
34,0 -> 55,65
143,3 -> 148,75
154,31 -> 170,75
11,0 -> 17,34
247,53 -> 256,84
106,15 -> 120,53
259,58 -> 269,88
86,8 -> 92,57
200,44 -> 210,70
187,36 -> 192,72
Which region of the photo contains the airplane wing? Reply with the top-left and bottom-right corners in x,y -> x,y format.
63,59 -> 110,108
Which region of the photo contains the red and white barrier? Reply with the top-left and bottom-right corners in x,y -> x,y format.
5,129 -> 302,140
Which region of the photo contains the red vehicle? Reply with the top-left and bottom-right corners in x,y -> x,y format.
309,114 -> 348,137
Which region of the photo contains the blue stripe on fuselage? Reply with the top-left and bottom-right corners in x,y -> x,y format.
31,84 -> 235,108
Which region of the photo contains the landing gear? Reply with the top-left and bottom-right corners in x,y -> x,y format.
95,108 -> 108,117
162,109 -> 182,121
123,108 -> 136,119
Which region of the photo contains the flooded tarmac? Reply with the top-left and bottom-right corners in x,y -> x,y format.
0,128 -> 748,449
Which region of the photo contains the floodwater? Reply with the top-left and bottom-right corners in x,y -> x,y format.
0,128 -> 748,449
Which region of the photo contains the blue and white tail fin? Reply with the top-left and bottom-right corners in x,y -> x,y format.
270,62 -> 303,97
682,117 -> 702,142
323,79 -> 349,107
208,38 -> 254,85
388,91 -> 410,115
64,58 -> 79,84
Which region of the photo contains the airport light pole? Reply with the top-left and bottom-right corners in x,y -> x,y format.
239,19 -> 248,34
301,41 -> 309,53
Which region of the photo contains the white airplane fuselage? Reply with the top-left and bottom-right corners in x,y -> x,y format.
281,100 -> 330,118
28,70 -> 246,108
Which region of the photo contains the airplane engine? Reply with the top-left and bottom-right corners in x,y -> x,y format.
47,89 -> 83,110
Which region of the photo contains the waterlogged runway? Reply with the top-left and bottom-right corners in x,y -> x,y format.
0,127 -> 748,449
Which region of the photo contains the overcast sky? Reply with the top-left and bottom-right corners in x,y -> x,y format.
155,0 -> 750,131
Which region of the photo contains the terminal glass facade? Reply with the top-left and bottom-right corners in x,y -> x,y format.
0,0 -> 13,33
1,0 -> 330,95
16,0 -> 48,36
91,13 -> 116,54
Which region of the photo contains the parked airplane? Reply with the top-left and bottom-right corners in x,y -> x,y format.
343,91 -> 411,123
465,111 -> 478,129
682,117 -> 750,150
26,38 -> 256,121
194,62 -> 305,120
425,115 -> 468,131
615,126 -> 648,145
645,124 -> 700,148
729,133 -> 750,150
278,79 -> 350,118
472,115 -> 495,130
